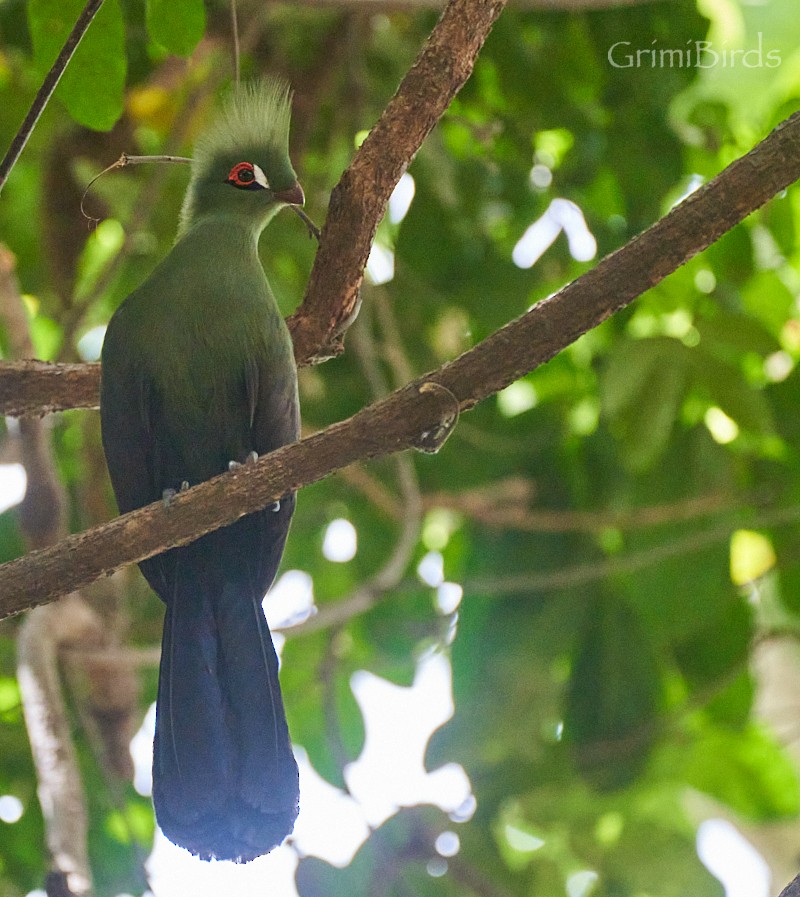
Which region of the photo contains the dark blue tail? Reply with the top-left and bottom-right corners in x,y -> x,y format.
150,510 -> 299,862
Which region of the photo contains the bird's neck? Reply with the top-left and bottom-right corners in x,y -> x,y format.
178,198 -> 281,241
182,211 -> 268,244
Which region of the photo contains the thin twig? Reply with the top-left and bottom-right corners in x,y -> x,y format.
63,71 -> 227,358
424,486 -> 733,534
230,0 -> 241,86
290,206 -> 322,241
0,0 -> 106,194
80,153 -> 192,226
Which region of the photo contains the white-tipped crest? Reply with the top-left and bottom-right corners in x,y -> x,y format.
192,79 -> 292,177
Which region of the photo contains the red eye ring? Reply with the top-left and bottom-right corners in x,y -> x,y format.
226,161 -> 265,190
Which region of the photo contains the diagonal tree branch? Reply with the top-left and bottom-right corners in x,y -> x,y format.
0,107 -> 799,621
288,0 -> 507,363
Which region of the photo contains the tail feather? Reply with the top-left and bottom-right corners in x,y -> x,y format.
152,514 -> 299,862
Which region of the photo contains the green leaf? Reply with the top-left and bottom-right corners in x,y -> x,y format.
685,724 -> 800,820
564,592 -> 664,789
601,337 -> 689,471
27,0 -> 126,131
691,352 -> 774,435
145,0 -> 206,57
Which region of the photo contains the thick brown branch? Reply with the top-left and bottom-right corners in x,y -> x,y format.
0,111 -> 799,618
0,383 -> 456,620
287,0 -> 508,363
0,360 -> 101,417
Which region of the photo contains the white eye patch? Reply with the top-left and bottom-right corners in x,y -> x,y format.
252,163 -> 269,189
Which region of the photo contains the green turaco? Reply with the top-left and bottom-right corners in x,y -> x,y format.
100,81 -> 303,862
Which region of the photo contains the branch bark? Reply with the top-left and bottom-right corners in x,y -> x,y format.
0,107 -> 799,620
0,360 -> 101,417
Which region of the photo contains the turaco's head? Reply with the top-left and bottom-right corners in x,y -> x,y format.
178,79 -> 304,236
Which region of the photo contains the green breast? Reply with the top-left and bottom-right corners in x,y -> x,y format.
109,216 -> 294,480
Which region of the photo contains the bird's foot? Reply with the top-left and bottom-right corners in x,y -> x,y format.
162,481 -> 190,508
227,452 -> 279,511
228,451 -> 259,471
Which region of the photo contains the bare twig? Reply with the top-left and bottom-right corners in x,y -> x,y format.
79,153 -> 192,226
65,70 -> 227,354
231,0 -> 241,86
290,206 -> 322,240
0,0 -> 106,194
467,504 -> 800,598
424,485 -> 733,533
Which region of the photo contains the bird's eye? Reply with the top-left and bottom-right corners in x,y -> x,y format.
226,161 -> 269,191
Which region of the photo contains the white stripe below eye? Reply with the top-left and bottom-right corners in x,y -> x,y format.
253,163 -> 269,189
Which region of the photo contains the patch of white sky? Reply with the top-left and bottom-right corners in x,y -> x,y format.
322,517 -> 357,563
512,197 -> 597,269
365,172 -> 416,287
697,819 -> 771,897
0,463 -> 26,514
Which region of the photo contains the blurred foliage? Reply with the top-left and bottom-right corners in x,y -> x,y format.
1,0 -> 800,895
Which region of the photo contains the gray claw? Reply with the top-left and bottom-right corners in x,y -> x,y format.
228,451 -> 259,471
162,481 -> 190,508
